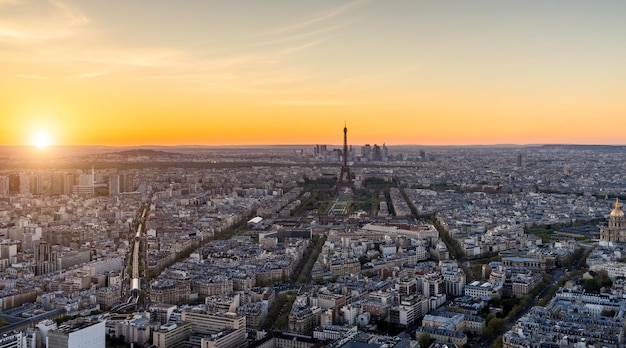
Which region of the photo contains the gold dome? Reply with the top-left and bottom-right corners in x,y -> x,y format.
610,198 -> 624,217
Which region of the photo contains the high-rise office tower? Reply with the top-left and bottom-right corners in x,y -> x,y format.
372,144 -> 382,161
73,173 -> 95,195
63,174 -> 75,195
0,176 -> 8,196
30,175 -> 44,195
109,175 -> 120,195
52,174 -> 64,195
78,174 -> 92,186
361,144 -> 371,160
8,174 -> 20,195
117,173 -> 135,193
123,174 -> 135,192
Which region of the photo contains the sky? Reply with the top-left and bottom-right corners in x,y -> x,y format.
1,0 -> 625,147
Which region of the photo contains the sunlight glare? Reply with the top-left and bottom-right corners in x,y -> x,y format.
32,130 -> 52,148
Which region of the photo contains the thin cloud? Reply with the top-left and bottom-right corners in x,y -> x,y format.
0,1 -> 345,93
0,0 -> 88,43
279,38 -> 331,55
269,100 -> 352,106
16,74 -> 46,79
32,46 -> 184,68
332,63 -> 427,90
71,71 -> 107,79
246,72 -> 314,87
253,24 -> 347,47
268,0 -> 366,34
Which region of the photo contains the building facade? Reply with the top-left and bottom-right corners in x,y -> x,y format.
46,320 -> 105,348
600,199 -> 626,243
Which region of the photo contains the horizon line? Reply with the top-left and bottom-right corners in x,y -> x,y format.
2,143 -> 626,148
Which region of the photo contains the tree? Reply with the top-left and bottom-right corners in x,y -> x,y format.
492,335 -> 504,348
358,255 -> 369,265
418,333 -> 432,348
598,270 -> 613,288
482,324 -> 495,339
601,309 -> 616,317
582,278 -> 601,293
483,317 -> 505,339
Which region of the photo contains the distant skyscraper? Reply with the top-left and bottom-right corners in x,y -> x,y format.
52,174 -> 64,195
8,174 -> 20,195
123,174 -> 135,192
372,144 -> 382,161
109,175 -> 120,195
63,174 -> 75,195
78,174 -> 93,186
361,144 -> 371,160
382,143 -> 389,161
0,176 -> 8,196
73,173 -> 94,195
30,174 -> 44,195
19,174 -> 30,194
516,153 -> 522,167
313,144 -> 329,157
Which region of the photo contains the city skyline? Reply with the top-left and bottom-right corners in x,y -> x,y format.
2,0 -> 625,147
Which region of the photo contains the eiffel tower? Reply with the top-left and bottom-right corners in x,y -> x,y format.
336,124 -> 354,193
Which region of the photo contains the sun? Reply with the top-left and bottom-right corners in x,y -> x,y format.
32,130 -> 52,148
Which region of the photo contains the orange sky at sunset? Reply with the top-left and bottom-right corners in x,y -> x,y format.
1,1 -> 625,147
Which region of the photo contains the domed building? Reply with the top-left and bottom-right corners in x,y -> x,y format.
600,198 -> 626,242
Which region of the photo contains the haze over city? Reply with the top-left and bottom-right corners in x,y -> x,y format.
2,0 -> 625,147
4,3 -> 626,346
